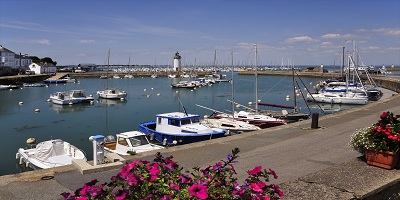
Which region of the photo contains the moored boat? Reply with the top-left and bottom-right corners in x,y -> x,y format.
16,139 -> 87,169
103,131 -> 163,155
139,112 -> 226,145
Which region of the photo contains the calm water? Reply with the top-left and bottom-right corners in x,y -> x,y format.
0,73 -> 359,176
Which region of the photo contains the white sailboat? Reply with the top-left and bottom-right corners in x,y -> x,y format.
213,45 -> 287,129
198,51 -> 261,134
97,50 -> 128,99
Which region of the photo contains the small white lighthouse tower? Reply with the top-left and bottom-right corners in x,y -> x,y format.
173,52 -> 181,72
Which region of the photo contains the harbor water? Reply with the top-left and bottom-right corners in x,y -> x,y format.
0,73 -> 363,176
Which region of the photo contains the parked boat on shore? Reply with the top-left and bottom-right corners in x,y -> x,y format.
16,139 -> 87,170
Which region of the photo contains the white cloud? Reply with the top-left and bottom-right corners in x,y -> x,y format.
368,46 -> 380,50
79,40 -> 95,44
77,54 -> 86,57
284,36 -> 316,44
321,34 -> 341,39
34,39 -> 50,45
358,28 -> 400,36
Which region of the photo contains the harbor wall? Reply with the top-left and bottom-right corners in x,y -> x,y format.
373,77 -> 400,93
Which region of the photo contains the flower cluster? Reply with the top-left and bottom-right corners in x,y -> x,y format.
350,111 -> 400,154
61,148 -> 284,200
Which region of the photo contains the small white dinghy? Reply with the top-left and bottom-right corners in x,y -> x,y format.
16,139 -> 87,169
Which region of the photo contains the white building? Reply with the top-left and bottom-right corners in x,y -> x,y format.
0,45 -> 32,69
0,45 -> 17,68
173,52 -> 181,72
29,63 -> 57,74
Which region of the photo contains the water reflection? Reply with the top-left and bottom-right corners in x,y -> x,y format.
50,103 -> 92,114
96,98 -> 128,106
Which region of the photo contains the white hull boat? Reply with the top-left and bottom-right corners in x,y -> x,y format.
103,131 -> 163,155
16,139 -> 87,169
97,89 -> 127,99
306,92 -> 368,105
200,118 -> 260,134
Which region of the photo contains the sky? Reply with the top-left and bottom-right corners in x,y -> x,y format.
1,0 -> 399,67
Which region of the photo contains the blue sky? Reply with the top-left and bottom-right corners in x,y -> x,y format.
1,0 -> 399,66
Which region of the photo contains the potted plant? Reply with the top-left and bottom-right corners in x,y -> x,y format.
349,111 -> 400,169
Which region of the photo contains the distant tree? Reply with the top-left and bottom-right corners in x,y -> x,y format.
41,57 -> 57,65
30,56 -> 41,63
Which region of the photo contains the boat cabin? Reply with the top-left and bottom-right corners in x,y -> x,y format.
155,112 -> 208,133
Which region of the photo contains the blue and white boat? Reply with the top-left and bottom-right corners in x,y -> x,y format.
139,112 -> 226,145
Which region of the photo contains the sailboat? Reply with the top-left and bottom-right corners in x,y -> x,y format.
258,66 -> 310,123
124,54 -> 134,78
97,50 -> 128,99
213,44 -> 287,129
198,51 -> 261,134
306,45 -> 368,105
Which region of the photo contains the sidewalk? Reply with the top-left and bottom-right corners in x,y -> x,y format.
0,92 -> 399,200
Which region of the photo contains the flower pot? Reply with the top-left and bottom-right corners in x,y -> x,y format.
364,149 -> 399,169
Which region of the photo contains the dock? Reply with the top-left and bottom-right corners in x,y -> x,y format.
0,78 -> 399,200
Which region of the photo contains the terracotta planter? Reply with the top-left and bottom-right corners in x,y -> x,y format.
364,149 -> 399,169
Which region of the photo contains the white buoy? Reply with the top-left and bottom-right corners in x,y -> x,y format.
34,109 -> 40,112
172,140 -> 178,145
286,95 -> 290,99
151,88 -> 154,90
248,102 -> 252,105
120,97 -> 125,101
176,91 -> 178,93
69,102 -> 73,105
236,105 -> 240,108
191,90 -> 193,92
157,93 -> 160,96
146,94 -> 151,98
144,89 -> 146,91
19,101 -> 23,105
26,138 -> 36,144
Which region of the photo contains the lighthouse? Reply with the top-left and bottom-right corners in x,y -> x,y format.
173,52 -> 181,72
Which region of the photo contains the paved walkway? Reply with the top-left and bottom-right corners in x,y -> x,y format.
0,90 -> 399,199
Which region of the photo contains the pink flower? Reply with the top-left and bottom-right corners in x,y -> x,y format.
188,183 -> 208,199
248,166 -> 262,175
150,175 -> 157,182
249,181 -> 266,192
149,163 -> 160,175
269,168 -> 278,179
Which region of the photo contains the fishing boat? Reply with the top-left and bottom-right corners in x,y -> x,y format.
97,50 -> 128,99
138,111 -> 226,146
50,90 -> 94,105
103,131 -> 163,155
171,80 -> 198,89
16,139 -> 87,169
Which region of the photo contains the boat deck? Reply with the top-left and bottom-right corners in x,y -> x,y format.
46,73 -> 69,80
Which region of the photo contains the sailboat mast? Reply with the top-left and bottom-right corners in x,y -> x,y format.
213,50 -> 217,72
106,50 -> 110,90
292,64 -> 297,112
231,51 -> 235,118
254,44 -> 258,114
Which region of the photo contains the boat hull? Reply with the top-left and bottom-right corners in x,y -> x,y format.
139,121 -> 226,145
